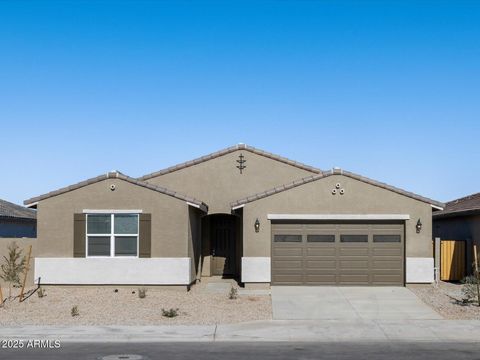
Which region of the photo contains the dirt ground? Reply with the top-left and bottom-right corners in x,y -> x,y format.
0,283 -> 272,325
408,281 -> 480,320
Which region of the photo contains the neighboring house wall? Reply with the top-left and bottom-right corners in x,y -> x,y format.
0,238 -> 36,288
34,177 -> 198,285
144,150 -> 316,214
241,174 -> 433,283
0,218 -> 36,238
433,214 -> 480,274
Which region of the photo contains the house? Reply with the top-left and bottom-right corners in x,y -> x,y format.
433,192 -> 480,275
24,144 -> 444,288
0,198 -> 36,238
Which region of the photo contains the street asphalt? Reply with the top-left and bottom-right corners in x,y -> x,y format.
2,341 -> 480,360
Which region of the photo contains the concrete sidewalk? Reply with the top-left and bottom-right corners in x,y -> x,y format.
1,320 -> 480,343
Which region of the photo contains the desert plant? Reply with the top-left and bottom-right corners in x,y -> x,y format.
138,288 -> 147,299
0,242 -> 26,298
161,308 -> 179,318
71,305 -> 79,317
461,275 -> 480,306
228,286 -> 238,300
37,287 -> 45,298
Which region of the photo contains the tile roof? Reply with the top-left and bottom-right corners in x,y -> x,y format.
139,144 -> 321,180
231,168 -> 445,209
433,192 -> 480,218
0,198 -> 37,220
24,171 -> 208,212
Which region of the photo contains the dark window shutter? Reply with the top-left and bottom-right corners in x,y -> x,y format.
73,213 -> 86,257
139,213 -> 151,258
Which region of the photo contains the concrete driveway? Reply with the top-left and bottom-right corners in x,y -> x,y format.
271,286 -> 443,320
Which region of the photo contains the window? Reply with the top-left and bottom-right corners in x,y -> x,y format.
274,235 -> 302,242
340,235 -> 368,243
373,235 -> 401,243
307,235 -> 335,243
86,213 -> 139,257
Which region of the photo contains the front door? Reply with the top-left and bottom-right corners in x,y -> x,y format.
211,215 -> 236,276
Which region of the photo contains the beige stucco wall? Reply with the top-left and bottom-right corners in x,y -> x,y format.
36,178 -> 190,258
242,174 -> 433,258
145,150 -> 316,214
0,238 -> 36,288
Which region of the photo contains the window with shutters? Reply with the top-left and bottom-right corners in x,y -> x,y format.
86,213 -> 139,257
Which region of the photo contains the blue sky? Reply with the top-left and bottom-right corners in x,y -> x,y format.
1,1 -> 479,205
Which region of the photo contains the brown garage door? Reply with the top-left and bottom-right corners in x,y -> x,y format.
271,222 -> 404,286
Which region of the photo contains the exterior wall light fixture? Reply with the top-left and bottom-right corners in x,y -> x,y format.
254,218 -> 260,233
416,219 -> 422,233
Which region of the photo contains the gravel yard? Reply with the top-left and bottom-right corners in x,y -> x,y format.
0,283 -> 272,325
408,282 -> 480,320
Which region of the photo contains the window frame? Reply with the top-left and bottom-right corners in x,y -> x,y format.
85,213 -> 139,258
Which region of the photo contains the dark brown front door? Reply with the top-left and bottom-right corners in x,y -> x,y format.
211,215 -> 236,276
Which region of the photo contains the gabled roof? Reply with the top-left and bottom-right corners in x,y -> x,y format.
0,198 -> 37,220
231,168 -> 445,209
139,143 -> 321,181
433,192 -> 480,218
24,171 -> 208,212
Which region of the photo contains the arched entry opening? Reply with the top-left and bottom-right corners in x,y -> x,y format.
201,213 -> 242,278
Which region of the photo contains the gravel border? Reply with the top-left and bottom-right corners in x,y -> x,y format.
0,284 -> 272,326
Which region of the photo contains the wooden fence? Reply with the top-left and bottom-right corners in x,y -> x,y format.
436,240 -> 466,281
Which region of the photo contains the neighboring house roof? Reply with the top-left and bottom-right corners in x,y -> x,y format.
139,143 -> 321,181
433,192 -> 480,218
24,171 -> 208,212
0,198 -> 37,220
231,168 -> 445,209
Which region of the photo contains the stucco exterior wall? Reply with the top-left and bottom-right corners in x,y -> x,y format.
433,214 -> 480,274
242,174 -> 433,259
145,150 -> 316,214
36,178 -> 189,258
434,215 -> 480,243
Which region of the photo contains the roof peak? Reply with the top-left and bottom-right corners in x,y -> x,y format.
24,172 -> 208,212
139,144 -> 321,180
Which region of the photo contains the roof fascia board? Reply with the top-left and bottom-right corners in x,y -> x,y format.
267,214 -> 411,220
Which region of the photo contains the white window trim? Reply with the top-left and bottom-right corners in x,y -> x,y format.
86,213 -> 139,258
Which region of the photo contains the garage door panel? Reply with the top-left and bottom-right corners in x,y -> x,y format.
305,260 -> 336,269
372,247 -> 402,256
272,222 -> 404,286
339,248 -> 369,256
273,247 -> 303,256
306,247 -> 336,256
372,259 -> 403,270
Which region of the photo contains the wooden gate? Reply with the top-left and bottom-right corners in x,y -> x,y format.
440,240 -> 466,281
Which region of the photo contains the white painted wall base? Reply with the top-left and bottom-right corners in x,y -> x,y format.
241,257 -> 271,283
35,258 -> 192,285
406,257 -> 434,283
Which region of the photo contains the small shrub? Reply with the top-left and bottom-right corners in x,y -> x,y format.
0,242 -> 26,298
161,308 -> 179,318
228,286 -> 238,300
138,288 -> 147,299
37,287 -> 45,298
461,275 -> 480,305
71,305 -> 79,317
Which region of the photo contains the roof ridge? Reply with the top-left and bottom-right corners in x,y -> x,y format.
230,169 -> 444,208
0,198 -> 37,219
24,171 -> 208,212
138,144 -> 321,180
446,192 -> 480,205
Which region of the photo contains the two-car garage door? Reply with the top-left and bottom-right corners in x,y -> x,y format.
271,222 -> 404,286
